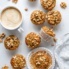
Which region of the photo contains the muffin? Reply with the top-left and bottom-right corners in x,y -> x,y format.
4,35 -> 20,50
40,0 -> 56,11
25,32 -> 41,49
30,10 -> 45,25
46,10 -> 62,25
27,47 -> 55,69
40,26 -> 55,42
11,54 -> 26,69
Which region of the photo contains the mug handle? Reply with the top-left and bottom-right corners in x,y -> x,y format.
18,27 -> 24,33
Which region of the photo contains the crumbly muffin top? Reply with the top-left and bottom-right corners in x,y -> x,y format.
11,54 -> 26,69
4,35 -> 20,50
30,50 -> 52,69
40,0 -> 56,10
42,26 -> 55,37
2,66 -> 9,69
46,10 -> 62,25
31,10 -> 45,25
60,2 -> 67,9
25,32 -> 41,49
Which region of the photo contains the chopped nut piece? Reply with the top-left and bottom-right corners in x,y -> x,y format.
2,66 -> 9,69
25,32 -> 41,49
53,37 -> 57,42
25,8 -> 28,11
60,2 -> 67,9
11,54 -> 26,69
12,0 -> 18,4
29,0 -> 36,2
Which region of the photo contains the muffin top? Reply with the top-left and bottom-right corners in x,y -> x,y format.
25,32 -> 41,49
46,10 -> 62,25
40,0 -> 56,10
30,50 -> 52,69
42,26 -> 55,37
4,35 -> 20,50
31,10 -> 45,25
11,54 -> 26,69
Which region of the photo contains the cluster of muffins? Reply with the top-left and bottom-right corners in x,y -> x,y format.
1,0 -> 64,69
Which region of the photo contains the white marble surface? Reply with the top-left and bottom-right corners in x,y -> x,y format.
0,0 -> 69,68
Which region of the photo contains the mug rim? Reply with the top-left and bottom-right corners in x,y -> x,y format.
0,6 -> 23,30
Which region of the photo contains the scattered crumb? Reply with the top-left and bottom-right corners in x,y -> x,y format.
0,33 -> 6,43
0,39 -> 2,43
51,44 -> 54,46
60,2 -> 67,9
12,0 -> 18,4
24,8 -> 28,11
2,66 -> 9,69
29,0 -> 36,1
53,38 -> 57,42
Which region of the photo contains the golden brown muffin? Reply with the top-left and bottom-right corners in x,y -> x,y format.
40,26 -> 55,42
25,32 -> 41,49
31,10 -> 45,25
40,0 -> 56,11
42,26 -> 55,37
46,10 -> 62,25
30,50 -> 52,69
11,54 -> 26,69
4,35 -> 20,50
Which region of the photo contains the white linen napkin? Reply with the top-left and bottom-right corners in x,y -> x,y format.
54,33 -> 69,69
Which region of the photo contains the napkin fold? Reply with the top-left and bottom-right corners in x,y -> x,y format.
54,33 -> 69,69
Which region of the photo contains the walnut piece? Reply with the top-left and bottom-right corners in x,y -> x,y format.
60,2 -> 67,9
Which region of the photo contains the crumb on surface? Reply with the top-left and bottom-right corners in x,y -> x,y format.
24,8 -> 28,11
2,66 -> 9,69
29,0 -> 36,2
60,2 -> 67,9
12,0 -> 18,4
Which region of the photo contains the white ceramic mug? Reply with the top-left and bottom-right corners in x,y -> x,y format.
0,6 -> 24,33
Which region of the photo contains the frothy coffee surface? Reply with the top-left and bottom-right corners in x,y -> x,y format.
1,7 -> 22,29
